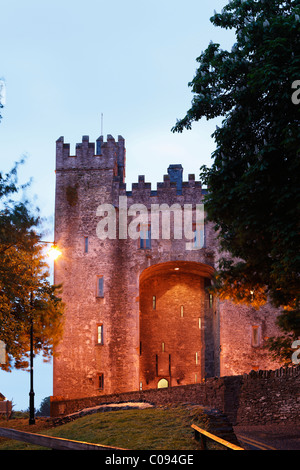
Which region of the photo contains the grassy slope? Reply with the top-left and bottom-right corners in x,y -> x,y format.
0,405 -> 221,451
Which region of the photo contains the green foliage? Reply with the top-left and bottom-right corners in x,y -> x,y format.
0,161 -> 64,371
36,396 -> 51,417
172,0 -> 300,359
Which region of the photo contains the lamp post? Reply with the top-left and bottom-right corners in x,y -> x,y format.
28,241 -> 61,425
29,291 -> 35,425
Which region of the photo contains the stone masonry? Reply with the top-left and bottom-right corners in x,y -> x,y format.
53,134 -> 282,400
51,366 -> 300,426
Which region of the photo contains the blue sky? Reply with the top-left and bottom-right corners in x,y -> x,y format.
0,0 -> 235,411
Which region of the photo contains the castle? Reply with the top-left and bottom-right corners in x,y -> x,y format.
53,134 -> 282,400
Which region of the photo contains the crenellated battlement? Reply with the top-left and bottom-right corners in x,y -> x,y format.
56,133 -> 205,201
56,134 -> 125,182
120,168 -> 204,203
56,134 -> 125,158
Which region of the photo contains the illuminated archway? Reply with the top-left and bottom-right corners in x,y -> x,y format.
157,378 -> 169,389
139,261 -> 214,285
139,261 -> 216,390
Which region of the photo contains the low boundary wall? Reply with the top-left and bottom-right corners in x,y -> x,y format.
50,366 -> 300,426
0,401 -> 12,419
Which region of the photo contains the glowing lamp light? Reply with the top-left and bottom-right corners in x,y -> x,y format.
174,267 -> 179,271
47,244 -> 62,261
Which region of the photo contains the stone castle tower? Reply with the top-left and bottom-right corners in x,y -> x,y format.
53,134 -> 281,400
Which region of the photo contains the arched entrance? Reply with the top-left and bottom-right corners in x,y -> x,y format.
158,378 -> 169,389
139,261 -> 217,390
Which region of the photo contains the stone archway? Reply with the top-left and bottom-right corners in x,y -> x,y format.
139,261 -> 217,390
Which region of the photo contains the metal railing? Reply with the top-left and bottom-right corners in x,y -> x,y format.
191,424 -> 244,451
0,427 -> 127,450
0,423 -> 244,450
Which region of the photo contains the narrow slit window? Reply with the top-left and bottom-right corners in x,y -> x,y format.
162,342 -> 165,352
153,295 -> 156,310
198,318 -> 202,329
252,326 -> 260,347
84,236 -> 88,253
97,324 -> 103,344
209,294 -> 213,308
140,225 -> 151,249
97,276 -> 104,298
98,373 -> 104,390
180,305 -> 184,317
192,223 -> 205,249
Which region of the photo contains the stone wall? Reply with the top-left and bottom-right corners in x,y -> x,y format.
220,300 -> 282,376
235,367 -> 300,425
53,133 -> 283,400
54,134 -> 220,399
54,135 -> 140,398
51,366 -> 300,426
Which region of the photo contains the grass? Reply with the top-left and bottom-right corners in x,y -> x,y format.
0,405 -> 223,450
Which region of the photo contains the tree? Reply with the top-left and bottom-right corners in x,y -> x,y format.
36,396 -> 50,417
172,0 -> 300,362
0,161 -> 64,371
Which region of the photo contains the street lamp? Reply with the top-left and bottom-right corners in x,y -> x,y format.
46,243 -> 62,261
29,291 -> 35,425
28,240 -> 61,425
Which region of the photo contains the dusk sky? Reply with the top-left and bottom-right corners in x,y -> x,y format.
0,0 -> 235,410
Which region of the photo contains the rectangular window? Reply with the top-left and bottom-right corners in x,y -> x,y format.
209,294 -> 213,308
97,324 -> 103,344
180,305 -> 184,317
252,326 -> 260,347
192,224 -> 205,249
97,276 -> 104,298
196,352 -> 199,365
198,318 -> 202,329
140,225 -> 151,249
162,342 -> 165,352
98,373 -> 104,390
153,295 -> 156,310
84,236 -> 88,253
